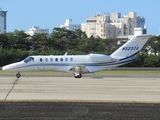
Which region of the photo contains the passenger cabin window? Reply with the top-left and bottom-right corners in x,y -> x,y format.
60,58 -> 63,61
45,58 -> 48,62
24,57 -> 34,63
70,58 -> 73,61
55,58 -> 58,62
50,58 -> 53,62
65,58 -> 68,61
40,58 -> 43,62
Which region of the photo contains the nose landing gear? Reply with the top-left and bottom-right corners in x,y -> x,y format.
16,73 -> 21,78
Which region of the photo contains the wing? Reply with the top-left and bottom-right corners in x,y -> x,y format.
69,65 -> 90,74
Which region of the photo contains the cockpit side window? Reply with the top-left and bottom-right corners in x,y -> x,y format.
24,57 -> 34,63
30,57 -> 34,62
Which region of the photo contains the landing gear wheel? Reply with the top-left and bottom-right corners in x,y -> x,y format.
16,73 -> 21,78
79,73 -> 82,78
74,73 -> 82,78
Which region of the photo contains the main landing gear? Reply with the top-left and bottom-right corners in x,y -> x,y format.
74,73 -> 82,78
16,73 -> 21,78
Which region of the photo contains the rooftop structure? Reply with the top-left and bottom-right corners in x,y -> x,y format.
25,26 -> 49,36
60,19 -> 81,31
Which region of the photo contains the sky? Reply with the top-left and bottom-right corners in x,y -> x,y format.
1,0 -> 160,34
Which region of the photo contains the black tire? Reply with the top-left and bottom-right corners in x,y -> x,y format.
79,74 -> 82,78
16,73 -> 21,78
74,73 -> 82,78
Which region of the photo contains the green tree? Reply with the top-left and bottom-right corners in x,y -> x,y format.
146,36 -> 160,55
31,33 -> 49,52
0,34 -> 9,49
52,27 -> 76,39
51,27 -> 79,51
74,29 -> 87,39
6,30 -> 31,50
98,38 -> 118,54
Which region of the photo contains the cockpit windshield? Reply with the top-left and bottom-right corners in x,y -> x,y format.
24,56 -> 34,63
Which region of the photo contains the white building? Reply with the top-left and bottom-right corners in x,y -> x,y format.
0,9 -> 7,34
60,19 -> 81,31
25,26 -> 49,36
134,27 -> 147,36
81,14 -> 111,39
81,12 -> 146,39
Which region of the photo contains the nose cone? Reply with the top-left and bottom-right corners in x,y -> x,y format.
2,65 -> 11,71
2,63 -> 18,71
2,62 -> 23,71
2,66 -> 4,70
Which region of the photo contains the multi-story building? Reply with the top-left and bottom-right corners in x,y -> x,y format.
60,19 -> 81,31
81,13 -> 111,39
0,9 -> 7,34
25,26 -> 49,36
110,12 -> 137,36
81,12 -> 146,38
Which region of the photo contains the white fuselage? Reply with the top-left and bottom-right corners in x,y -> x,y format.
2,54 -> 135,73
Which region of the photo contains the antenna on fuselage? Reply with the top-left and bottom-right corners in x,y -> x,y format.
64,52 -> 68,56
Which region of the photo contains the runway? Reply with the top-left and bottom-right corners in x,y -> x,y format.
0,74 -> 160,103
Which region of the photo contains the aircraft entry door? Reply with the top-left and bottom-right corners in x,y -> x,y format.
38,57 -> 45,70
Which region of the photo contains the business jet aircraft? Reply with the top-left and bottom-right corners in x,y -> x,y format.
2,35 -> 153,78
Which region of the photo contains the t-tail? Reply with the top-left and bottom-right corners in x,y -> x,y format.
110,35 -> 153,60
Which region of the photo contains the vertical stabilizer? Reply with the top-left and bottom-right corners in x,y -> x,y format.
110,35 -> 153,59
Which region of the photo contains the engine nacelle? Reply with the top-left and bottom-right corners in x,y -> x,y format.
89,54 -> 111,63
